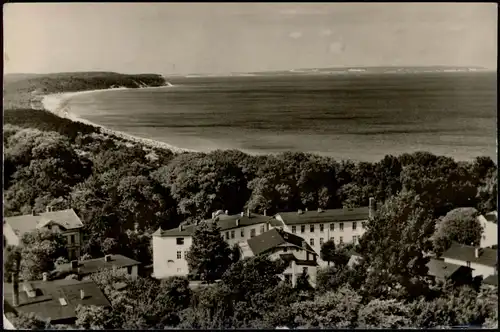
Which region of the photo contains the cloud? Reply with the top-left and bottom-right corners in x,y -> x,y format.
289,31 -> 303,39
320,29 -> 333,36
329,41 -> 345,54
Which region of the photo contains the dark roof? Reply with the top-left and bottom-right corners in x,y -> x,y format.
247,228 -> 315,256
442,243 -> 497,267
4,209 -> 83,236
483,275 -> 498,286
56,254 -> 140,276
276,207 -> 370,225
278,253 -> 318,267
153,214 -> 271,237
3,279 -> 110,323
427,258 -> 470,279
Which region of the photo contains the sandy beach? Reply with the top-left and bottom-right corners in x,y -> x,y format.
40,86 -> 197,154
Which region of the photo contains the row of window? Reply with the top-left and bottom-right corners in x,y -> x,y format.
176,251 -> 188,259
308,235 -> 360,247
291,221 -> 365,234
176,225 -> 267,245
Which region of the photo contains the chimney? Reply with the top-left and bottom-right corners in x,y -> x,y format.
305,208 -> 308,212
212,212 -> 215,220
317,208 -> 323,213
298,209 -> 303,215
104,255 -> 112,262
369,197 -> 376,219
12,273 -> 19,307
475,247 -> 481,258
42,272 -> 48,281
263,210 -> 267,216
225,210 -> 229,215
46,206 -> 50,213
71,260 -> 79,269
240,212 -> 244,217
32,209 -> 36,216
80,289 -> 85,300
179,224 -> 183,231
246,209 -> 251,218
236,219 -> 240,227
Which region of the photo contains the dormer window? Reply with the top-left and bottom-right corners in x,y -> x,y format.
59,298 -> 68,306
176,238 -> 184,245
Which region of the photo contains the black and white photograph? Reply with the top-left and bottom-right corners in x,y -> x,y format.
3,2 -> 498,329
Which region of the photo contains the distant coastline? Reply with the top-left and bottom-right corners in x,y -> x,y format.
40,86 -> 197,154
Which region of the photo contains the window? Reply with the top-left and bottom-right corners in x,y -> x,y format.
284,274 -> 292,283
260,225 -> 265,234
226,232 -> 230,240
251,229 -> 256,237
310,225 -> 315,232
184,251 -> 188,258
68,249 -> 76,260
466,261 -> 471,268
362,222 -> 366,229
177,251 -> 182,259
320,238 -> 324,246
320,224 -> 324,232
340,223 -> 344,231
176,238 -> 184,245
339,236 -> 343,244
310,238 -> 315,246
177,268 -> 182,273
352,236 -> 358,244
303,267 -> 308,274
231,230 -> 235,239
301,225 -> 305,233
240,229 -> 244,237
291,226 -> 296,234
353,222 -> 357,230
283,247 -> 288,252
330,223 -> 335,231
127,266 -> 132,274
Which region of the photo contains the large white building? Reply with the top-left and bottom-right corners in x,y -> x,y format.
152,199 -> 376,279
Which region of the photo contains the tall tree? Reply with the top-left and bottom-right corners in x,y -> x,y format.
186,222 -> 232,283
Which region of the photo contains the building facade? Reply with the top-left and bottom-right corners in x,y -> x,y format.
152,211 -> 272,279
4,208 -> 84,260
478,212 -> 498,249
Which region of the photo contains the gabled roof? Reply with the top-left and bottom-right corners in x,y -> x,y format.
276,207 -> 370,225
56,254 -> 141,276
4,209 -> 83,237
482,274 -> 498,286
247,228 -> 315,256
3,279 -> 110,323
442,243 -> 497,267
153,213 -> 271,237
426,258 -> 471,279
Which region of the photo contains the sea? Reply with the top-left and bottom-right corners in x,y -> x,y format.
66,72 -> 497,162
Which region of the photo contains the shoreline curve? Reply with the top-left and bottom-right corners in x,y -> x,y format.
40,86 -> 198,154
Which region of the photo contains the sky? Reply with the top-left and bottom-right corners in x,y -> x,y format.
3,3 -> 498,74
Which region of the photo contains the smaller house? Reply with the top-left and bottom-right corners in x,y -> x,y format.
56,254 -> 141,280
441,243 -> 497,278
426,258 -> 473,286
4,208 -> 84,260
3,278 -> 110,326
478,212 -> 498,249
245,228 -> 319,287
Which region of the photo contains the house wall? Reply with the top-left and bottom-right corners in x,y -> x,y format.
3,223 -> 20,246
478,216 -> 498,248
266,245 -> 318,287
274,215 -> 368,260
443,257 -> 496,278
153,236 -> 192,279
62,230 -> 81,260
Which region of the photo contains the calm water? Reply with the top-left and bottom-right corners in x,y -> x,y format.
67,73 -> 497,162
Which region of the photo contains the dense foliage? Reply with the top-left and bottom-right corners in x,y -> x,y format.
3,74 -> 497,329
